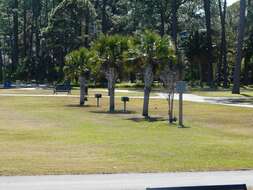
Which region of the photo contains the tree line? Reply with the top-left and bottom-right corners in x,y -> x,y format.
0,0 -> 252,93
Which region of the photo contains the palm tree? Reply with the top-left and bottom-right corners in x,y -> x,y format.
232,0 -> 246,94
92,35 -> 130,112
128,30 -> 175,118
64,48 -> 93,106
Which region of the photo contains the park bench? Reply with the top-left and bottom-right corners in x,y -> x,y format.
147,184 -> 247,190
4,81 -> 12,89
54,84 -> 72,94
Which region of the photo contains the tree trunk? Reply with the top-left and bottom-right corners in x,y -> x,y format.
203,0 -> 214,86
35,18 -> 40,59
0,48 -> 3,82
102,0 -> 108,34
244,0 -> 252,85
109,85 -> 115,112
171,0 -> 178,50
171,0 -> 184,80
143,86 -> 151,118
232,0 -> 246,94
244,56 -> 250,85
160,65 -> 176,124
222,0 -> 228,88
159,3 -> 165,36
142,64 -> 153,118
12,0 -> 19,73
45,0 -> 49,25
106,68 -> 117,112
23,0 -> 27,57
217,0 -> 223,84
85,12 -> 90,47
29,14 -> 34,59
217,0 -> 228,87
79,76 -> 87,106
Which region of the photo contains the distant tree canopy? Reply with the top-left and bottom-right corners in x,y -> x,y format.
0,0 -> 252,90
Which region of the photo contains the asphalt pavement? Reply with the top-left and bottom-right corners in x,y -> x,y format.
0,171 -> 252,190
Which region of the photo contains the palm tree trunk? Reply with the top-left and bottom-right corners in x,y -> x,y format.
142,64 -> 153,118
143,87 -> 151,118
79,76 -> 86,106
109,85 -> 115,112
232,0 -> 246,94
107,68 -> 117,112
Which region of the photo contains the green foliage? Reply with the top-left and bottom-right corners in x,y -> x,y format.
64,48 -> 98,82
126,30 -> 175,73
91,34 -> 130,72
43,0 -> 96,54
0,0 -> 253,85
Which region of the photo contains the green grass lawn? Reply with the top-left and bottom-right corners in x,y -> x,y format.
0,95 -> 253,176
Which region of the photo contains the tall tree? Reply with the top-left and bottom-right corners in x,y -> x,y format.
171,0 -> 188,80
243,0 -> 253,85
171,0 -> 178,50
203,0 -> 214,85
0,47 -> 3,82
12,0 -> 19,73
232,0 -> 246,94
43,0 -> 96,81
22,0 -> 27,57
101,0 -> 108,33
217,0 -> 228,87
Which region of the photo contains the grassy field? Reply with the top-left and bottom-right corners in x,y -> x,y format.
0,93 -> 253,176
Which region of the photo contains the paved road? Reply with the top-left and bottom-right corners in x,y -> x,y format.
0,171 -> 252,190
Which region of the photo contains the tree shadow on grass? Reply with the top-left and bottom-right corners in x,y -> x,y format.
90,110 -> 137,115
126,116 -> 192,128
241,93 -> 253,98
127,116 -> 168,123
65,104 -> 97,108
166,122 -> 191,128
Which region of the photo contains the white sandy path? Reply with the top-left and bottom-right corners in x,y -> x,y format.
0,90 -> 253,108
